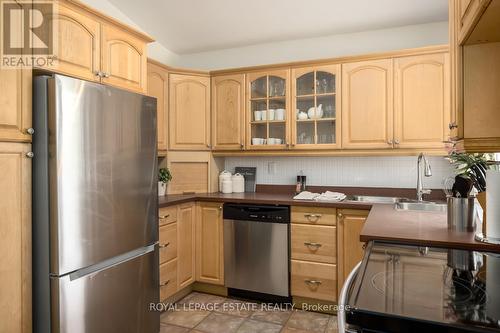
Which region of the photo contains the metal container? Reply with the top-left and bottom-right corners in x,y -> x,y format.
447,197 -> 476,232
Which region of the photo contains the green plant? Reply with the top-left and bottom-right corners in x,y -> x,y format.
158,168 -> 172,184
446,152 -> 493,192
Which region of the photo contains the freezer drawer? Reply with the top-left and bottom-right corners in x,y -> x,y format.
51,247 -> 159,333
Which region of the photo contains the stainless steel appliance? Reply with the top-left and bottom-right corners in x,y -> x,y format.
223,203 -> 291,302
341,241 -> 500,333
32,74 -> 159,333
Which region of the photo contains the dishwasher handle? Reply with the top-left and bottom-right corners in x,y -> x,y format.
338,261 -> 361,333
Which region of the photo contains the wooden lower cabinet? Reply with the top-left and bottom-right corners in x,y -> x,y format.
337,209 -> 369,292
195,202 -> 224,285
177,203 -> 196,289
291,260 -> 337,301
291,224 -> 337,264
0,142 -> 32,333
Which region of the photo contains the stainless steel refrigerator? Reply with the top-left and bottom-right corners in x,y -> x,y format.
32,74 -> 159,333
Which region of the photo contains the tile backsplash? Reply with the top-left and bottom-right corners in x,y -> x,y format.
224,156 -> 454,189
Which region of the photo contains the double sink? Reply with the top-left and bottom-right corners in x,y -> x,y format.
345,195 -> 447,212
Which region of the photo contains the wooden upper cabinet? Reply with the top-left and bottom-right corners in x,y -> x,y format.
45,2 -> 101,82
394,53 -> 450,149
0,143 -> 32,333
147,61 -> 168,151
101,24 -> 147,93
291,65 -> 341,149
342,59 -> 394,149
169,74 -> 211,150
212,74 -> 245,150
0,64 -> 31,144
195,202 -> 224,285
177,203 -> 196,289
246,69 -> 290,150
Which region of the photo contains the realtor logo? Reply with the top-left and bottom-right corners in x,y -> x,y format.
1,0 -> 57,68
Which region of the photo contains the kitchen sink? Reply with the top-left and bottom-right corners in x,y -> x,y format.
345,195 -> 403,204
395,200 -> 447,212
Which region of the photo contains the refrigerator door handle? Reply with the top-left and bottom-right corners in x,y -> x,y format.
66,244 -> 157,281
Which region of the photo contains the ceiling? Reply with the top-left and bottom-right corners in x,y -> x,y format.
108,0 -> 448,54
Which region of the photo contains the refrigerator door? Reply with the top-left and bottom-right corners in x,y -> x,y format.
51,245 -> 159,333
48,75 -> 158,275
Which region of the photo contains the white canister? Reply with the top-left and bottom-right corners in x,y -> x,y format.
219,170 -> 232,192
222,179 -> 233,194
232,173 -> 245,193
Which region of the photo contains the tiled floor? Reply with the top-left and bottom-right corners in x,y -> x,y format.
160,292 -> 339,333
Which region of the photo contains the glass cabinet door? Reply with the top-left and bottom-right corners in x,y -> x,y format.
248,70 -> 289,148
292,65 -> 340,148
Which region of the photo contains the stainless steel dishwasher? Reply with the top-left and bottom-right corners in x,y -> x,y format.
223,203 -> 291,303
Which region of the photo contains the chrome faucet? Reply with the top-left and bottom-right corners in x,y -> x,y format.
416,153 -> 432,201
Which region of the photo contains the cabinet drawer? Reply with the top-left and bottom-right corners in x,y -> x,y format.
291,224 -> 337,264
159,206 -> 177,226
291,260 -> 337,301
291,206 -> 337,225
159,222 -> 177,264
160,259 -> 177,301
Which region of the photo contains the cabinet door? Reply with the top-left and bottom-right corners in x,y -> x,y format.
212,74 -> 245,150
337,209 -> 368,292
0,0 -> 31,142
394,53 -> 450,149
147,61 -> 168,151
195,202 -> 224,285
342,59 -> 394,149
101,24 -> 147,93
291,65 -> 341,149
42,2 -> 100,82
0,143 -> 31,333
247,69 -> 290,150
177,203 -> 195,289
169,74 -> 211,150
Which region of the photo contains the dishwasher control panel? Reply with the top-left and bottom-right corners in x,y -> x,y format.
223,203 -> 290,223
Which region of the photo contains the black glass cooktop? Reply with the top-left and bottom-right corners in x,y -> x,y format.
347,242 -> 500,333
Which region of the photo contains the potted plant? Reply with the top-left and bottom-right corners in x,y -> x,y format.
158,167 -> 172,196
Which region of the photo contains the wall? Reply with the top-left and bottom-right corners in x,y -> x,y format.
224,156 -> 454,189
178,21 -> 449,70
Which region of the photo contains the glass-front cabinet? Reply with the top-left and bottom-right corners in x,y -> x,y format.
291,65 -> 341,149
246,70 -> 290,149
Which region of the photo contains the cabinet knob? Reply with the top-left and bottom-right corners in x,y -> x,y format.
304,242 -> 322,250
337,213 -> 344,219
159,242 -> 170,248
207,144 -> 212,149
102,72 -> 110,78
240,143 -> 244,149
26,128 -> 35,135
387,139 -> 393,145
160,280 -> 170,287
449,122 -> 458,130
394,139 -> 400,145
304,279 -> 322,286
159,214 -> 170,219
26,152 -> 34,158
94,71 -> 103,77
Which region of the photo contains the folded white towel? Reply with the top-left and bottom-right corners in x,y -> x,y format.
293,191 -> 320,200
314,191 -> 346,202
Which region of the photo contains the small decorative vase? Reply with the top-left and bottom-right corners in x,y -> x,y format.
158,181 -> 167,196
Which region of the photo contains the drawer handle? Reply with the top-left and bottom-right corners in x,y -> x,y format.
159,214 -> 170,219
305,279 -> 322,286
159,242 -> 170,248
160,280 -> 170,287
304,242 -> 322,250
304,213 -> 322,222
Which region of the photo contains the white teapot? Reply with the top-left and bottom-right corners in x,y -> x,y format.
307,104 -> 323,119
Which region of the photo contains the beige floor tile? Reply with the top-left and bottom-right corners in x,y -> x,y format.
280,327 -> 318,333
160,310 -> 210,328
285,310 -> 331,333
195,312 -> 245,333
250,308 -> 292,325
236,319 -> 282,333
325,316 -> 338,333
177,292 -> 227,307
159,323 -> 190,333
215,299 -> 258,318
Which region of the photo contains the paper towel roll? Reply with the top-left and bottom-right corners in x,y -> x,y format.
486,170 -> 500,238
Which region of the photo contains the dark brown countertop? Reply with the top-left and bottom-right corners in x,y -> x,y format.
361,204 -> 500,253
158,192 -> 373,210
